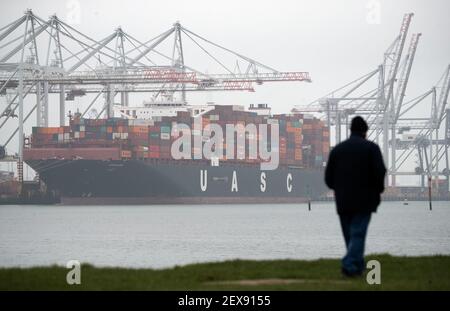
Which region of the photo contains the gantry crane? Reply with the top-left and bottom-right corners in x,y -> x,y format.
295,13 -> 449,191
0,10 -> 311,164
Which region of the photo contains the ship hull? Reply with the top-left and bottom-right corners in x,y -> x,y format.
25,159 -> 327,205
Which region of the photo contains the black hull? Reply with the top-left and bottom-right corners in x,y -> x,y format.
26,159 -> 327,205
0,196 -> 60,205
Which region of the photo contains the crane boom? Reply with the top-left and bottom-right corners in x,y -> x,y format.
436,65 -> 450,127
394,33 -> 421,121
385,13 -> 414,112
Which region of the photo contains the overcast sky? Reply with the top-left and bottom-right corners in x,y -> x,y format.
1,0 -> 449,182
1,0 -> 448,110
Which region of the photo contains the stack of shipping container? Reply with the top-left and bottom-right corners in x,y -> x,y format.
28,105 -> 329,168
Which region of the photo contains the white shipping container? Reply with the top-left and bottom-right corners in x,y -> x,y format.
79,125 -> 85,131
210,157 -> 219,166
58,133 -> 64,141
267,119 -> 279,124
121,133 -> 128,139
128,119 -> 155,126
161,133 -> 170,140
74,132 -> 80,139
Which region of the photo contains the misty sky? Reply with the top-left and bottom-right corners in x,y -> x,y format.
0,0 -> 449,183
1,0 -> 448,109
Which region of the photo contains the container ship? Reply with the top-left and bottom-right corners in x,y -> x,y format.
23,103 -> 329,204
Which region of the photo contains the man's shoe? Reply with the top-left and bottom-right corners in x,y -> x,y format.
341,267 -> 363,278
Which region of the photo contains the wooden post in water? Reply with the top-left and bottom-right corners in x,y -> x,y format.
307,184 -> 311,211
428,176 -> 432,211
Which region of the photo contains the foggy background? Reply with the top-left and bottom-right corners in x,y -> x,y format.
0,0 -> 449,184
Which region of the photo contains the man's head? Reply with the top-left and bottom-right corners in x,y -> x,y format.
350,116 -> 368,138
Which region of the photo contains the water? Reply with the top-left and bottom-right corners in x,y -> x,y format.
0,201 -> 449,268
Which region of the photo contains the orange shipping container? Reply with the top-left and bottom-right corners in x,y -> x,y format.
40,127 -> 60,134
129,126 -> 148,133
149,152 -> 160,158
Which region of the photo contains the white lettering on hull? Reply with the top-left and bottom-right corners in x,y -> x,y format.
260,172 -> 266,192
200,170 -> 208,191
231,171 -> 238,192
199,170 -> 298,195
287,173 -> 293,192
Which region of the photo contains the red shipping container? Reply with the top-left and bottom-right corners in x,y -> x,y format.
149,152 -> 160,158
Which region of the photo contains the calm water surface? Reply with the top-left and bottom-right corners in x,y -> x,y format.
0,201 -> 449,268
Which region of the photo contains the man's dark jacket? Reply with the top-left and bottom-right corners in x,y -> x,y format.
325,133 -> 387,214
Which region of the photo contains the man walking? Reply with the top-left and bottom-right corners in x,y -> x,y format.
325,116 -> 386,277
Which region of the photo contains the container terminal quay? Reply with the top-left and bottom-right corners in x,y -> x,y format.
0,10 -> 449,204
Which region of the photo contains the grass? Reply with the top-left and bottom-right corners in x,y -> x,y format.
0,254 -> 449,290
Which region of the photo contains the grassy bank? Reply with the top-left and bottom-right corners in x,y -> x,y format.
0,255 -> 449,290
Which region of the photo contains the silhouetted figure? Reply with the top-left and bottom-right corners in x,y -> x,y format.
325,116 -> 386,277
